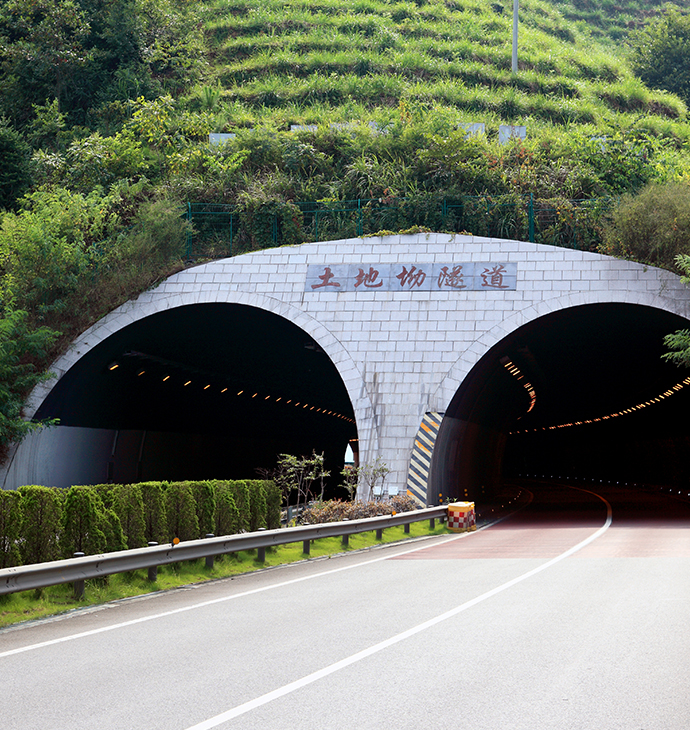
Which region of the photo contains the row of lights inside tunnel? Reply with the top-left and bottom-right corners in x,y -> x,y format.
517,475 -> 690,499
502,359 -> 690,434
107,362 -> 355,425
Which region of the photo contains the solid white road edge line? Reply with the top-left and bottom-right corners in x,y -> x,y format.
0,520 -> 494,659
182,490 -> 612,730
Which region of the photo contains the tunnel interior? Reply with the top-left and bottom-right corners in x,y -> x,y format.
431,303 -> 690,502
33,303 -> 357,490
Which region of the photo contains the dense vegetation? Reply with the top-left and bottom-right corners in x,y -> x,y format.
0,479 -> 281,568
3,0 -> 690,456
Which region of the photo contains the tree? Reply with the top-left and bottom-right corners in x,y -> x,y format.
664,254 -> 690,367
0,0 -> 91,118
274,452 -> 330,515
0,119 -> 31,208
360,457 -> 390,501
0,310 -> 58,456
628,7 -> 690,105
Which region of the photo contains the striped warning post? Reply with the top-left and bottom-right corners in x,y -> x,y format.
406,412 -> 444,507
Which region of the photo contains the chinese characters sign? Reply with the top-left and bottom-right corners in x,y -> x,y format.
305,263 -> 517,292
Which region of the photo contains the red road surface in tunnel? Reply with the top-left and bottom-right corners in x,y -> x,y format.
393,484 -> 690,560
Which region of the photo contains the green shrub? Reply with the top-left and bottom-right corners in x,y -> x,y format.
100,507 -> 127,553
61,486 -> 107,557
600,182 -> 690,271
227,480 -> 251,532
213,481 -> 241,537
19,485 -> 63,565
186,481 -> 216,537
165,482 -> 199,542
247,480 -> 267,532
0,489 -> 22,568
262,480 -> 282,530
111,484 -> 146,549
139,481 -> 168,544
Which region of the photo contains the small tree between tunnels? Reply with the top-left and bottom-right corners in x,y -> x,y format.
274,452 -> 330,514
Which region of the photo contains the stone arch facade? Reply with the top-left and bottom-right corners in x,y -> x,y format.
7,233 -> 690,494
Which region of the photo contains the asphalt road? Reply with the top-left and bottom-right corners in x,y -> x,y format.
2,482 -> 689,730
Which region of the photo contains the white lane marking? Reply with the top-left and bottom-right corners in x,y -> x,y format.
183,490 -> 612,730
0,525 -> 493,659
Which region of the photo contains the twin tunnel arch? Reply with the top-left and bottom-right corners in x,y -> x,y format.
21,296 -> 690,501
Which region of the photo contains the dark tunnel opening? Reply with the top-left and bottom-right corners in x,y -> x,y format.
33,303 -> 357,491
431,303 -> 690,502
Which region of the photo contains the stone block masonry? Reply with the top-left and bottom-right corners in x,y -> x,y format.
22,233 -> 690,499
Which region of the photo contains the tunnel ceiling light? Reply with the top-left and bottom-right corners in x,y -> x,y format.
510,374 -> 690,435
501,357 -> 537,413
112,358 -> 356,426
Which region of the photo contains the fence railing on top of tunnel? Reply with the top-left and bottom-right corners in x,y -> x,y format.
184,194 -> 615,260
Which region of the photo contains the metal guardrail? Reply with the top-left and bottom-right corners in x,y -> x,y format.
0,506 -> 449,596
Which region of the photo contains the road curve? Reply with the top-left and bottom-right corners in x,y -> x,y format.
3,482 -> 689,730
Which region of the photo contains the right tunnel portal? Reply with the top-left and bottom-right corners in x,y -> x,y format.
429,303 -> 690,503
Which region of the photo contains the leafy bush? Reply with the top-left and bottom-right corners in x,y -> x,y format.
165,482 -> 199,542
186,481 -> 216,537
599,182 -> 690,270
61,486 -> 107,557
213,481 -> 241,537
300,495 -> 418,524
0,489 -> 22,568
139,481 -> 168,544
262,480 -> 282,530
18,485 -> 62,565
111,483 -> 146,549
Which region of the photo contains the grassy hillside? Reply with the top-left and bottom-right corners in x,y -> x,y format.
549,0 -> 690,40
193,0 -> 687,131
3,0 -> 690,452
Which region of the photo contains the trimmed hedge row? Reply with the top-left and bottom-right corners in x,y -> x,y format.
0,480 -> 280,569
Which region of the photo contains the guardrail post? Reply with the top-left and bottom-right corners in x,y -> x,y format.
430,517 -> 435,529
147,542 -> 158,581
404,522 -> 410,534
205,534 -> 215,568
257,528 -> 266,563
341,519 -> 349,546
376,528 -> 383,540
73,552 -> 85,599
302,539 -> 310,555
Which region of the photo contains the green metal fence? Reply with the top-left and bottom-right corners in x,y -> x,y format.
184,195 -> 614,260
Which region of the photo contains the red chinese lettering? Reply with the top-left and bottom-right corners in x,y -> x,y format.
480,265 -> 509,289
311,266 -> 341,289
396,265 -> 426,288
437,265 -> 466,290
354,267 -> 383,288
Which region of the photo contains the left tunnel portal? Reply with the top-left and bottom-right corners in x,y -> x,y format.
27,303 -> 357,487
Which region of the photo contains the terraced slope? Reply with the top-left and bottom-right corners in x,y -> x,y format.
198,0 -> 687,132
549,0 -> 690,40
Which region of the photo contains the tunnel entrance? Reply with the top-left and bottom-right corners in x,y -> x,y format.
430,303 -> 690,502
32,303 -> 357,488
